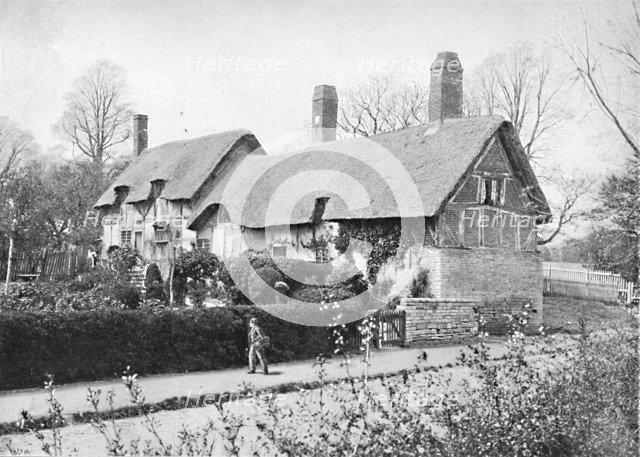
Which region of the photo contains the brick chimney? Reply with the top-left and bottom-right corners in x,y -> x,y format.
311,85 -> 338,143
428,52 -> 464,122
133,114 -> 148,156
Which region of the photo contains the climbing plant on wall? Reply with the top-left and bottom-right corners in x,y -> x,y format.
333,218 -> 425,283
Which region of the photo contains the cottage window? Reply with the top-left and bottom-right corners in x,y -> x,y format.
196,238 -> 211,251
272,245 -> 287,257
315,247 -> 329,264
121,230 -> 132,245
480,178 -> 504,206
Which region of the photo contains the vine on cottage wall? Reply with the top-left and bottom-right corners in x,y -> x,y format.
301,233 -> 333,252
333,218 -> 423,283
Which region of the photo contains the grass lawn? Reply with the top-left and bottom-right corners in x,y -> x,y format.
543,293 -> 634,333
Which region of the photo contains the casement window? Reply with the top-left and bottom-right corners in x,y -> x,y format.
272,245 -> 287,257
121,230 -> 132,245
315,247 -> 329,264
196,238 -> 211,251
480,178 -> 506,206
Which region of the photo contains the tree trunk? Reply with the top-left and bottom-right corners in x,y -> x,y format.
169,262 -> 175,306
4,235 -> 14,294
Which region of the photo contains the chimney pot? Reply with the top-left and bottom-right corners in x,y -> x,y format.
311,85 -> 338,143
428,51 -> 464,122
133,114 -> 148,156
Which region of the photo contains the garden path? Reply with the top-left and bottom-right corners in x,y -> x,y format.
0,338 -> 508,424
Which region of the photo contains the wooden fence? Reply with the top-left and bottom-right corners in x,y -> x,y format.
543,262 -> 637,304
0,248 -> 91,282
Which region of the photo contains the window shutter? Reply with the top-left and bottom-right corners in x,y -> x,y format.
500,179 -> 507,205
490,179 -> 498,204
479,178 -> 487,203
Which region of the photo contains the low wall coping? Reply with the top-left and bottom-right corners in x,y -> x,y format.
400,297 -> 479,304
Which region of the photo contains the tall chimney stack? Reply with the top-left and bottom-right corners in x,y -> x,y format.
428,51 -> 464,122
133,114 -> 148,156
311,85 -> 338,143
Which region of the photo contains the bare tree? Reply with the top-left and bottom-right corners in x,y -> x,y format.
465,43 -> 566,164
555,4 -> 640,158
56,60 -> 133,181
537,175 -> 596,245
555,2 -> 640,280
0,117 -> 35,183
338,75 -> 429,137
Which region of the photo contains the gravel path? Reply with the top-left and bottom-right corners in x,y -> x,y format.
0,338 -> 508,425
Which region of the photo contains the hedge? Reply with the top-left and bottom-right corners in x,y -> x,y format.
0,306 -> 334,390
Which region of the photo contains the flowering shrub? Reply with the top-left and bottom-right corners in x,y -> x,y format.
253,315 -> 639,456
8,311 -> 637,455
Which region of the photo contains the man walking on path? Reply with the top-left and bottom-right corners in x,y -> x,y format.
248,318 -> 269,375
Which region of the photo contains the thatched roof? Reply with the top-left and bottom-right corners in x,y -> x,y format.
94,129 -> 261,207
188,115 -> 550,229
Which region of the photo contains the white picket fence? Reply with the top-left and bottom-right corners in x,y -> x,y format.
543,262 -> 636,304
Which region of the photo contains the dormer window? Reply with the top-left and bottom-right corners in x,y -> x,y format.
480,178 -> 505,206
114,186 -> 130,207
150,180 -> 166,199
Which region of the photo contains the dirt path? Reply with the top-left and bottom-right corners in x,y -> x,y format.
0,338 -> 508,425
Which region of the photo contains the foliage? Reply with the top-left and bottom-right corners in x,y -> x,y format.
217,249 -> 366,306
108,245 -> 141,275
144,263 -> 162,286
0,161 -> 51,253
0,306 -> 334,390
112,284 -> 142,310
249,315 -> 639,456
187,280 -> 208,308
0,160 -> 107,254
333,218 -> 422,283
409,267 -> 432,298
0,282 -> 66,311
0,269 -> 142,312
591,165 -> 640,281
569,227 -> 638,282
144,263 -> 166,303
173,248 -> 220,283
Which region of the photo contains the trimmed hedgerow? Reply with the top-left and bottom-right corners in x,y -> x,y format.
0,306 -> 333,390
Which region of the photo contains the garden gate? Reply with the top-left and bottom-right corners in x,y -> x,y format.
341,309 -> 406,351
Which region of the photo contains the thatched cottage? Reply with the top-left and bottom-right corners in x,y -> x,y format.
94,51 -> 550,323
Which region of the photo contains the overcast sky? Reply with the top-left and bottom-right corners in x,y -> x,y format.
0,0 -> 632,181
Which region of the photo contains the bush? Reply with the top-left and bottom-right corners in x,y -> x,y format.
218,250 -> 365,305
0,282 -> 65,311
0,269 -> 142,311
0,307 -> 334,390
173,249 -> 220,283
248,315 -> 639,456
187,280 -> 208,307
112,284 -> 142,309
144,263 -> 166,303
109,245 -> 141,274
68,269 -> 120,293
144,263 -> 163,287
409,268 -> 432,298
